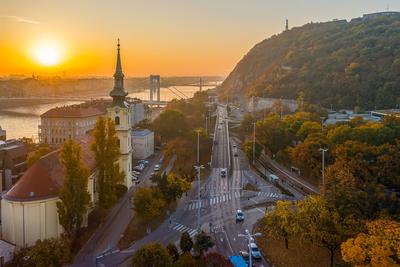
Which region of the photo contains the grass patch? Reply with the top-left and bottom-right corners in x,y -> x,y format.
118,202 -> 176,250
243,182 -> 259,191
254,224 -> 346,267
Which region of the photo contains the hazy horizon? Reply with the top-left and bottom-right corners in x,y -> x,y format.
1,0 -> 399,77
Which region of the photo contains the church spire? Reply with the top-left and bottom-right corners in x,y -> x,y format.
110,39 -> 128,107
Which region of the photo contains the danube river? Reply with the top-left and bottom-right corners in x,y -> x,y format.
0,86 -> 213,141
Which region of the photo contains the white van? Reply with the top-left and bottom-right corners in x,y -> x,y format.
269,174 -> 279,183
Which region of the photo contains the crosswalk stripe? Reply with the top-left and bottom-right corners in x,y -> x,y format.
188,229 -> 197,237
175,224 -> 185,231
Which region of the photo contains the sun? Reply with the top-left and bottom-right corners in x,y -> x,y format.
33,41 -> 63,66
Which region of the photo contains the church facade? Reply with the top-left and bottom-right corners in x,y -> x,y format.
107,40 -> 133,189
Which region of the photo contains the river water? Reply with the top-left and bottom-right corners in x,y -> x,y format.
0,86 -> 214,140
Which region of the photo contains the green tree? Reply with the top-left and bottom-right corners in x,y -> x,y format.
91,117 -> 124,208
260,200 -> 297,249
131,243 -> 172,267
256,114 -> 291,155
193,231 -> 214,256
166,243 -> 180,262
153,109 -> 190,142
27,237 -> 71,267
243,139 -> 262,162
133,187 -> 166,220
239,113 -> 254,136
27,146 -> 50,167
180,231 -> 194,253
56,140 -> 90,238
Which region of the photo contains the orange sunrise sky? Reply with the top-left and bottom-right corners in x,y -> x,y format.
1,0 -> 399,77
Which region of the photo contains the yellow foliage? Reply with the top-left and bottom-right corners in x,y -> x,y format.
341,220 -> 400,267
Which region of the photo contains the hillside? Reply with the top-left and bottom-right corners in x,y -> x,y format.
221,13 -> 400,110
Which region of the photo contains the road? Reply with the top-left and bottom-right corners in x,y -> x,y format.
93,104 -> 287,266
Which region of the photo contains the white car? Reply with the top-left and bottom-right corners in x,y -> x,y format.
249,243 -> 261,259
154,164 -> 160,172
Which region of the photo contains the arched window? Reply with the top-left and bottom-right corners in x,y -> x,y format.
117,138 -> 120,148
115,116 -> 120,125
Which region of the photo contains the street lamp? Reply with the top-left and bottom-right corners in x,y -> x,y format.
253,121 -> 256,165
320,117 -> 325,131
319,148 -> 328,188
238,229 -> 262,267
195,129 -> 204,231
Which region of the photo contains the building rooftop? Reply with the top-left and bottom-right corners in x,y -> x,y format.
41,106 -> 105,118
132,129 -> 152,137
4,135 -> 95,202
0,139 -> 25,150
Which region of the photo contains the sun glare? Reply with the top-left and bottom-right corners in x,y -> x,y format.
33,41 -> 63,66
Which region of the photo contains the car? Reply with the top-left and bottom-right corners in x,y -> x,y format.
233,144 -> 237,148
138,160 -> 149,166
221,168 -> 227,178
249,243 -> 261,259
154,164 -> 160,172
159,156 -> 164,164
234,153 -> 238,157
132,170 -> 140,175
236,210 -> 244,222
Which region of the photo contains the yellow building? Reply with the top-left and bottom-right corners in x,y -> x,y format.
1,137 -> 96,247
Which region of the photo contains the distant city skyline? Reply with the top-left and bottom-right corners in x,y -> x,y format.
1,0 -> 399,76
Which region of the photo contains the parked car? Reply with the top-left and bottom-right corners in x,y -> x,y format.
154,164 -> 160,172
159,156 -> 164,164
236,209 -> 244,222
249,243 -> 261,259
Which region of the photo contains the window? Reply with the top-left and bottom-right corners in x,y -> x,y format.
117,138 -> 120,147
115,116 -> 120,125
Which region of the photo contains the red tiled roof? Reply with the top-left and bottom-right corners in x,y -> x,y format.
41,106 -> 105,118
4,135 -> 96,202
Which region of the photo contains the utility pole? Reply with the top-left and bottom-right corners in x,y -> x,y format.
253,121 -> 256,165
195,130 -> 204,231
205,116 -> 208,135
238,229 -> 262,267
319,148 -> 328,188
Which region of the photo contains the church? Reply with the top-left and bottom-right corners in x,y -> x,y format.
1,41 -> 139,248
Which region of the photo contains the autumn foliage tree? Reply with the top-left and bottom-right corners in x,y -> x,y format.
132,187 -> 166,220
131,243 -> 172,267
341,220 -> 400,267
57,140 -> 90,238
91,117 -> 124,208
27,237 -> 71,267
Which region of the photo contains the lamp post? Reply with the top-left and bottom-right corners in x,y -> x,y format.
238,229 -> 262,267
195,129 -> 204,231
253,121 -> 256,165
320,117 -> 325,131
319,148 -> 328,188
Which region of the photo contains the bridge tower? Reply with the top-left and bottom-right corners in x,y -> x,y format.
149,75 -> 161,104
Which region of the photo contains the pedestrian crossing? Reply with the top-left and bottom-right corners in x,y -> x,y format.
185,191 -> 242,211
169,222 -> 198,238
257,191 -> 282,199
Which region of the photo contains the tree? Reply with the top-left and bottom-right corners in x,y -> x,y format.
243,139 -> 262,162
176,252 -> 197,267
166,243 -> 180,262
239,113 -> 254,136
153,109 -> 190,142
296,121 -> 321,141
256,114 -> 291,155
289,134 -> 330,179
56,140 -> 90,238
202,252 -> 233,267
180,232 -> 194,253
152,173 -> 191,203
91,117 -> 124,208
193,231 -> 214,256
296,196 -> 360,267
131,243 -> 172,267
27,237 -> 71,267
341,220 -> 400,267
133,187 -> 166,220
27,146 -> 50,167
260,200 -> 296,249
